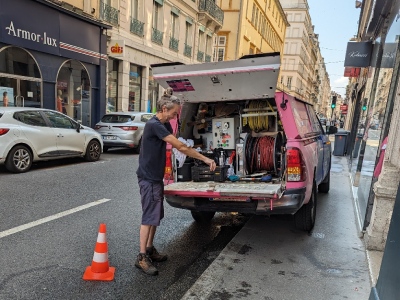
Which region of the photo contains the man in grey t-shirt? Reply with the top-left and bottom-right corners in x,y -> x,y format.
135,94 -> 216,276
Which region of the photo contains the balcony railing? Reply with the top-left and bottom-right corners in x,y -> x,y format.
205,54 -> 211,62
197,51 -> 204,62
184,43 -> 192,57
100,1 -> 119,26
130,17 -> 144,37
169,37 -> 179,52
198,0 -> 224,24
152,28 -> 164,45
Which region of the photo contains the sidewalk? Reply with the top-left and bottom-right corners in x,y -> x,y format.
181,155 -> 373,300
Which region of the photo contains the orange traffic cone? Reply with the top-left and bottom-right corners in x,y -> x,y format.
83,223 -> 115,281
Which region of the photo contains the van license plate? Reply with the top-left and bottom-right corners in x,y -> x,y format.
210,197 -> 248,202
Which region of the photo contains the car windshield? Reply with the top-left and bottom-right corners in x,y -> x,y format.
101,114 -> 134,123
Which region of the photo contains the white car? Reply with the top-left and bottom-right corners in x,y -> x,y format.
0,107 -> 103,173
95,112 -> 154,153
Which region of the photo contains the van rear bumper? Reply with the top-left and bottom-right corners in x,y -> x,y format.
165,187 -> 306,215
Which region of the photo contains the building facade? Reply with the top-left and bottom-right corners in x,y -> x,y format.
215,0 -> 288,62
0,0 -> 109,127
278,0 -> 331,111
95,0 -> 223,113
43,0 -> 224,116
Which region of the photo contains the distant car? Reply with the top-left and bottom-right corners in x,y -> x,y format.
0,107 -> 103,173
319,117 -> 327,125
370,123 -> 379,130
94,112 -> 154,153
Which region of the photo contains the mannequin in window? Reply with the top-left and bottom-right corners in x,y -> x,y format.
3,91 -> 9,107
57,89 -> 63,113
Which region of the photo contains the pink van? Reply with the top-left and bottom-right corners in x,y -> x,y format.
152,53 -> 337,231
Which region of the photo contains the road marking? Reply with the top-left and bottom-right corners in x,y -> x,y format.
0,198 -> 111,239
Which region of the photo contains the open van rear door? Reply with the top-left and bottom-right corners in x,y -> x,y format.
151,53 -> 280,103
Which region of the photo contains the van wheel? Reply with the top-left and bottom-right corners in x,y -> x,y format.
84,140 -> 101,162
318,171 -> 330,193
191,211 -> 216,223
294,182 -> 317,231
5,145 -> 32,173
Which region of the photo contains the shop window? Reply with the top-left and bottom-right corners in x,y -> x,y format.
129,64 -> 142,111
0,47 -> 40,78
56,60 -> 91,126
107,59 -> 119,112
0,47 -> 41,108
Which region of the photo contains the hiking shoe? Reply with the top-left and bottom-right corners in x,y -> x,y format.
146,246 -> 168,262
135,253 -> 158,276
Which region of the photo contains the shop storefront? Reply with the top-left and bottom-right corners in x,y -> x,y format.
346,0 -> 400,232
0,0 -> 109,126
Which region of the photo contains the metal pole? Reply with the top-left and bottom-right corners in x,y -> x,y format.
347,91 -> 363,159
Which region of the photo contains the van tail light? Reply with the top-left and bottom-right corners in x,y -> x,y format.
0,128 -> 10,136
116,126 -> 138,131
286,148 -> 305,182
164,149 -> 173,180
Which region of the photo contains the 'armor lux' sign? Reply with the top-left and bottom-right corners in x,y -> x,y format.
5,21 -> 57,47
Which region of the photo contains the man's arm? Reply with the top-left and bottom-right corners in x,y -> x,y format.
163,134 -> 216,171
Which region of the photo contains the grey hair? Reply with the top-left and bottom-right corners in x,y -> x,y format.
156,95 -> 180,112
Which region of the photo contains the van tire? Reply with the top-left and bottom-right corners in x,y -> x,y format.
318,171 -> 330,193
294,182 -> 317,231
191,211 -> 216,223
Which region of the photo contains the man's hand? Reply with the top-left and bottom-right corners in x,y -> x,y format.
204,157 -> 216,171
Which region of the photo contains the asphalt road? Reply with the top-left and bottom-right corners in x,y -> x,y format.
0,149 -> 249,300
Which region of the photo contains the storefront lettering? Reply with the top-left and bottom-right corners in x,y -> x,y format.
348,51 -> 369,58
383,52 -> 395,59
110,43 -> 123,54
5,21 -> 57,47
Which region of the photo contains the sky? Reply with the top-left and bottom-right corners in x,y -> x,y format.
307,0 -> 361,97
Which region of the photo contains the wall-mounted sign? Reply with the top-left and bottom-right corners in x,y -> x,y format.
344,67 -> 361,78
0,0 -> 106,65
344,42 -> 373,67
109,40 -> 124,57
340,104 -> 348,111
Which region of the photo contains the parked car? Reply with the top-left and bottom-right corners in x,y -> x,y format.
0,107 -> 103,173
94,112 -> 154,153
152,53 -> 337,231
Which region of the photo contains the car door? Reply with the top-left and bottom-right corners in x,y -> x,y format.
15,110 -> 59,157
307,106 -> 326,184
42,110 -> 86,155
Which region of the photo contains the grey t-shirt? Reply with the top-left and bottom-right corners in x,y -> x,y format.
136,115 -> 173,182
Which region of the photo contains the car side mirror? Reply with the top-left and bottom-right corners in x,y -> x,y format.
327,126 -> 338,135
76,122 -> 81,133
